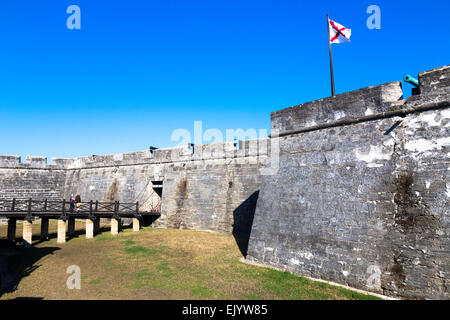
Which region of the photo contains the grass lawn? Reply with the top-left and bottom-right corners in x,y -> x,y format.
0,221 -> 381,300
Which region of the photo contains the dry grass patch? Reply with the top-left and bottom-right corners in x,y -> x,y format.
0,222 -> 380,300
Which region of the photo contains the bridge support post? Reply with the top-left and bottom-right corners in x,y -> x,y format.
68,217 -> 76,237
41,218 -> 49,240
86,219 -> 94,239
133,218 -> 140,232
111,218 -> 120,235
94,218 -> 100,235
7,218 -> 16,242
57,219 -> 66,244
23,220 -> 33,248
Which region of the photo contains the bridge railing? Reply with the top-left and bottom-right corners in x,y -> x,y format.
118,202 -> 137,213
0,198 -> 161,215
0,199 -> 65,213
96,201 -> 115,212
0,199 -> 13,212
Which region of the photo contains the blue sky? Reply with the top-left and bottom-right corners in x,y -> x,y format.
0,0 -> 449,160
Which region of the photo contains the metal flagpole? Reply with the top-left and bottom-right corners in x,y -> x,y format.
327,14 -> 336,97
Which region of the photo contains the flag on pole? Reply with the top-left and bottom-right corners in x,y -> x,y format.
327,15 -> 351,97
328,19 -> 351,44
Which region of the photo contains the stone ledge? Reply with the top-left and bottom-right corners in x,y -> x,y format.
419,65 -> 450,96
271,81 -> 403,132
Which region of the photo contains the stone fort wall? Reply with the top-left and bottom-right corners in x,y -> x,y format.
0,65 -> 448,299
0,140 -> 271,235
246,65 -> 450,300
0,156 -> 66,201
62,140 -> 271,234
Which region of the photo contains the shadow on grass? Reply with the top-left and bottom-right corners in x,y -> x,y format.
31,225 -> 114,245
0,241 -> 60,299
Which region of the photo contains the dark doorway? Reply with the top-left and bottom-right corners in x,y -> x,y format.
143,181 -> 163,227
152,181 -> 163,198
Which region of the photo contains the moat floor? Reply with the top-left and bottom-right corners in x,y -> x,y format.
0,222 -> 380,300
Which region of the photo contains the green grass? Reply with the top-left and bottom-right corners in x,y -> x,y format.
95,233 -> 114,241
189,285 -> 218,298
136,269 -> 153,279
89,278 -> 103,285
0,222 -> 382,300
123,245 -> 166,257
156,262 -> 174,278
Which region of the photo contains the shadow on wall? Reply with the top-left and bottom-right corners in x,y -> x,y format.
142,215 -> 160,227
0,241 -> 60,298
232,191 -> 260,257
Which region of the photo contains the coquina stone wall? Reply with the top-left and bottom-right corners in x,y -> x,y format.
0,157 -> 67,224
246,65 -> 450,300
0,156 -> 66,201
61,140 -> 270,234
0,140 -> 271,238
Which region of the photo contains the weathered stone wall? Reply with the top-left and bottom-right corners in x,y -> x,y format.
0,156 -> 67,224
246,65 -> 450,300
0,140 -> 270,233
61,140 -> 270,234
0,156 -> 66,201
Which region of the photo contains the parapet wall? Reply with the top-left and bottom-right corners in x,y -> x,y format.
271,81 -> 404,133
247,65 -> 450,300
0,156 -> 66,201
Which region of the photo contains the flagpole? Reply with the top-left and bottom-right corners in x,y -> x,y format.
327,14 -> 336,97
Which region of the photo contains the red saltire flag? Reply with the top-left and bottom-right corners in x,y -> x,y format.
329,19 -> 351,44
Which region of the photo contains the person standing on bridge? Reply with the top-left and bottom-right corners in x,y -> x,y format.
75,193 -> 81,213
69,194 -> 75,213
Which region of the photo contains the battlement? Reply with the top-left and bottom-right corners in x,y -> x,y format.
0,155 -> 21,165
0,139 -> 271,170
63,139 -> 270,169
271,81 -> 403,133
419,65 -> 450,97
0,155 -> 66,169
25,156 -> 47,165
272,65 -> 450,134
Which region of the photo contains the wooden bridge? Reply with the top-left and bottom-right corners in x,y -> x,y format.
0,198 -> 161,247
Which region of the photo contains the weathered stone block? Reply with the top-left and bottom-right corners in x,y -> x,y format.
86,220 -> 94,239
23,220 -> 33,247
57,219 -> 66,244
